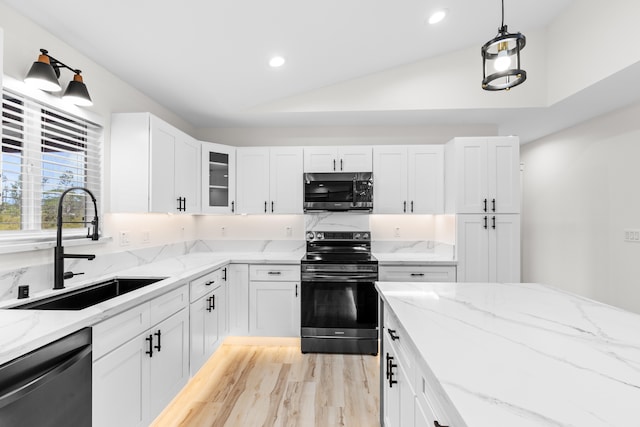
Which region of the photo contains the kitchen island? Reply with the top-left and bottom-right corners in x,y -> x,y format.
376,281 -> 640,427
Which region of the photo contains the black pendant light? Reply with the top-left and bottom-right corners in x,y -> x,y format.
481,0 -> 526,91
24,49 -> 93,106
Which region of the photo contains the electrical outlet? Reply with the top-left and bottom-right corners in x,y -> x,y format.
119,231 -> 131,246
221,226 -> 226,237
394,227 -> 400,237
624,229 -> 640,242
285,226 -> 292,237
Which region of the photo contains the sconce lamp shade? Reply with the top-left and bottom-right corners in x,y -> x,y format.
24,54 -> 62,92
63,73 -> 93,106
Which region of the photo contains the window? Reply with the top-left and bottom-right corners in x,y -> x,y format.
1,87 -> 102,239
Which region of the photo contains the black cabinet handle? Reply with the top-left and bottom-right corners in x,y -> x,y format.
434,422 -> 450,427
206,296 -> 213,312
212,294 -> 216,310
492,198 -> 496,212
483,198 -> 488,212
268,271 -> 282,275
205,280 -> 215,286
295,284 -> 298,297
387,329 -> 400,341
483,215 -> 488,229
271,201 -> 274,213
403,201 -> 407,213
410,273 -> 425,277
385,352 -> 391,380
145,334 -> 153,357
222,267 -> 227,281
492,216 -> 496,229
231,201 -> 235,213
388,356 -> 398,387
264,201 -> 267,213
333,159 -> 336,171
411,200 -> 414,213
154,329 -> 162,352
340,158 -> 343,171
177,197 -> 182,211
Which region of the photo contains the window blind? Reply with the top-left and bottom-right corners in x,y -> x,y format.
1,87 -> 102,235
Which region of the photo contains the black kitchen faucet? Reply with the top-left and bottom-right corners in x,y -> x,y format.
53,187 -> 99,290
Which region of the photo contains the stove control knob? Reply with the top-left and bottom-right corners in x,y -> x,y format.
316,232 -> 324,240
354,233 -> 362,240
362,232 -> 370,240
306,231 -> 315,240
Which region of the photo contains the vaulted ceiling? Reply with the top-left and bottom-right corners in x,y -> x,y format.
3,0 -> 640,142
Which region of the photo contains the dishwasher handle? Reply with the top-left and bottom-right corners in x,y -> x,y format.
0,344 -> 91,409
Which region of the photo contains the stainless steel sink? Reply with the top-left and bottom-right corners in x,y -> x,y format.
11,277 -> 167,310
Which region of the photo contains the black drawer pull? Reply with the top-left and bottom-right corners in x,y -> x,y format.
268,271 -> 282,275
410,273 -> 425,277
387,329 -> 400,341
205,280 -> 215,286
434,422 -> 449,427
206,296 -> 213,312
492,198 -> 496,212
483,198 -> 488,212
492,215 -> 496,229
483,215 -> 488,229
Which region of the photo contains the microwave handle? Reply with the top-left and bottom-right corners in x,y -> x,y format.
353,178 -> 357,204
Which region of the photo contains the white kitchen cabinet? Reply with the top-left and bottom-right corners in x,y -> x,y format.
236,147 -> 303,214
228,264 -> 249,335
445,136 -> 520,214
374,145 -> 443,214
189,266 -> 228,374
381,300 -> 461,427
379,265 -> 456,282
249,264 -> 300,337
111,113 -> 200,213
303,146 -> 372,172
201,142 -> 236,214
93,285 -> 189,427
456,214 -> 520,282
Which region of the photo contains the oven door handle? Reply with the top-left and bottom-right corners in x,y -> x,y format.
302,274 -> 378,282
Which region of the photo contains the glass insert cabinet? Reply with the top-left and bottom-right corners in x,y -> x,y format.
201,142 -> 235,213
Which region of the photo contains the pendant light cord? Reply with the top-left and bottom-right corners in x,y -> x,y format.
501,0 -> 505,28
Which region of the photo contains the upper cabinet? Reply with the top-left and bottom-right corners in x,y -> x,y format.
201,142 -> 236,214
445,137 -> 520,214
111,113 -> 200,213
304,146 -> 372,172
373,145 -> 444,214
236,147 -> 303,214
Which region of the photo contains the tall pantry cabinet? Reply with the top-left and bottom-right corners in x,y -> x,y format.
445,137 -> 521,283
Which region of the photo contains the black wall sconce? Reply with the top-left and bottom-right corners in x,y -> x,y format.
24,49 -> 93,106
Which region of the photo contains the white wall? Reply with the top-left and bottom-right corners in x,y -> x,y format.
521,101 -> 640,314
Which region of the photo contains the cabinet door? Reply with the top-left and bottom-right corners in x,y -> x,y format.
383,334 -> 414,427
489,214 -> 521,283
270,147 -> 303,214
456,215 -> 490,282
201,142 -> 236,214
338,146 -> 373,172
228,264 -> 249,335
488,137 -> 520,213
237,147 -> 270,213
373,146 -> 408,214
189,291 -> 219,374
249,281 -> 300,337
149,117 -> 177,213
93,334 -> 150,427
455,138 -> 488,214
303,147 -> 338,172
174,135 -> 200,213
408,145 -> 444,214
149,308 -> 189,418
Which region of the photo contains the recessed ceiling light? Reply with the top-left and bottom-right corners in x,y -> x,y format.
428,9 -> 447,25
269,56 -> 286,68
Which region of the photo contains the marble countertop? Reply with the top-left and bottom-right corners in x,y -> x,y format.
373,252 -> 456,266
0,251 -> 304,365
376,281 -> 640,427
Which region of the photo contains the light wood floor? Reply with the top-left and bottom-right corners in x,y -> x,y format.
151,344 -> 380,427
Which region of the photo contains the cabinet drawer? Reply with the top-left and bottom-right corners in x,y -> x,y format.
190,269 -> 222,302
383,308 -> 416,381
379,265 -> 456,282
93,302 -> 150,360
415,358 -> 462,427
151,285 -> 189,326
250,264 -> 300,281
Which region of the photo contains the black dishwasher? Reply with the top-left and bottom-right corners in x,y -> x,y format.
0,328 -> 92,427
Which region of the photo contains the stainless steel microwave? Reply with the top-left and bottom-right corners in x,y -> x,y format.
303,172 -> 373,212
